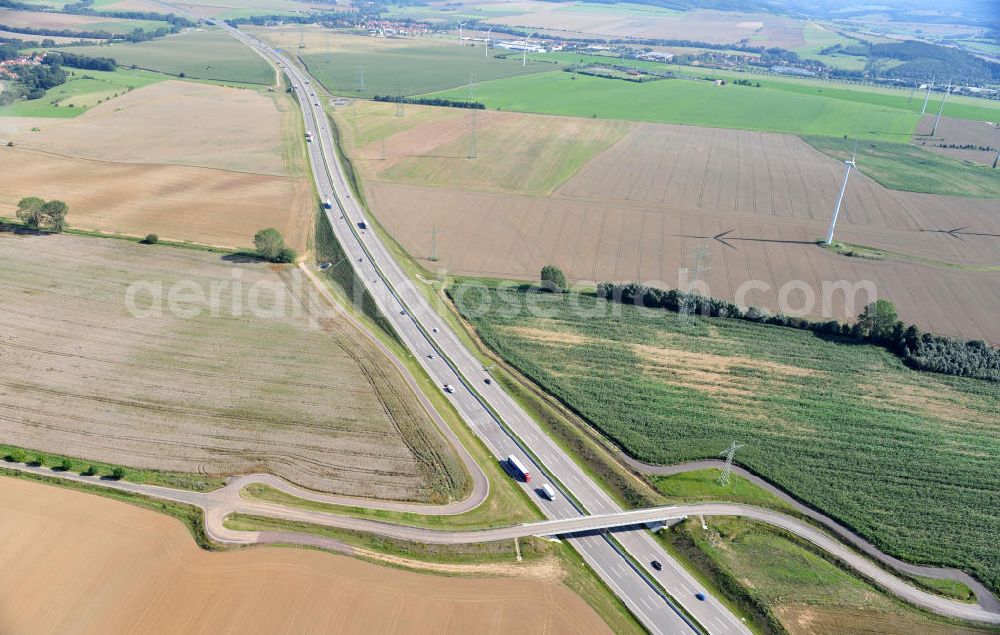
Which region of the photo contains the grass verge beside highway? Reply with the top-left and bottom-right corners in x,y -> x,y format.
657,517 -> 991,635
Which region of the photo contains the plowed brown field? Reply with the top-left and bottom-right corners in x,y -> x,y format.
913,114 -> 1000,165
0,476 -> 608,635
356,116 -> 1000,342
0,233 -> 464,500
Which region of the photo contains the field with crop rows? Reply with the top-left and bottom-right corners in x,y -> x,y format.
449,282 -> 1000,594
66,29 -> 275,85
0,233 -> 468,501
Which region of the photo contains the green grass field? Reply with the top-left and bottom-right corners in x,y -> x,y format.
794,23 -> 869,70
0,66 -> 162,117
430,70 -> 919,141
64,29 -> 275,85
301,41 -> 554,97
449,282 -> 1000,595
663,517 -> 990,634
804,136 -> 1000,198
451,51 -> 998,134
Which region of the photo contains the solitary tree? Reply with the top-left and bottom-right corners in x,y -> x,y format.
540,265 -> 567,293
110,467 -> 126,480
856,299 -> 898,342
143,233 -> 159,244
254,228 -> 285,261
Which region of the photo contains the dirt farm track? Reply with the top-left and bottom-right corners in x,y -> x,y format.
0,477 -> 608,635
358,119 -> 1000,343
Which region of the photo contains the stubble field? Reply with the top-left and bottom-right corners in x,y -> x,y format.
0,476 -> 607,634
0,233 -> 467,501
355,112 -> 1000,341
0,7 -> 168,33
0,80 -> 312,250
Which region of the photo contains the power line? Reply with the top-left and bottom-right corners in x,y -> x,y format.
717,441 -> 744,486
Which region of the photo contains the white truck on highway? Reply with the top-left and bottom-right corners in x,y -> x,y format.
540,483 -> 556,500
507,455 -> 531,483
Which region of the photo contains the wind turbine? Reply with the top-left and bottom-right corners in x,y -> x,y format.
824,140 -> 857,245
484,25 -> 493,59
458,21 -> 465,45
931,82 -> 951,136
920,76 -> 934,116
522,32 -> 536,67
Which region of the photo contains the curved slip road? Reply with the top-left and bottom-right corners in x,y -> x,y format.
5,462 -> 999,626
624,458 -> 1000,615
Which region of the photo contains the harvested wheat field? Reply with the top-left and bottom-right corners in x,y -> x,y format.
0,8 -> 149,31
0,146 -> 311,250
0,233 -> 467,501
0,477 -> 608,635
6,81 -> 288,175
913,114 -> 1000,165
0,80 -> 311,250
355,112 -> 1000,341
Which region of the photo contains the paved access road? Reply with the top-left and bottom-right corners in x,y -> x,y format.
218,26 -> 745,635
7,462 -> 1000,627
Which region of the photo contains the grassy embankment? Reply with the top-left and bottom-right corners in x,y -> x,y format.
448,281 -> 1000,597
660,516 -> 991,635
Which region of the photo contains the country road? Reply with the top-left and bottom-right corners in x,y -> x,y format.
4,462 -> 999,626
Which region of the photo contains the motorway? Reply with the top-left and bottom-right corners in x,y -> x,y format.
218,23 -> 748,635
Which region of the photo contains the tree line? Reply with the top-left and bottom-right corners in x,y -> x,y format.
372,95 -> 485,109
596,282 -> 999,382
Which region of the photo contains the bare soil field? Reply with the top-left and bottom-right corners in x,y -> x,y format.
352,110 -> 999,340
368,181 -> 1000,342
0,477 -> 607,634
557,123 -> 999,264
3,80 -> 287,175
0,146 -> 311,250
913,115 -> 1000,165
0,233 -> 466,500
484,8 -> 804,48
